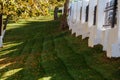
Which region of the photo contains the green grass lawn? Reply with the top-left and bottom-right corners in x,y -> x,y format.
0,16 -> 120,80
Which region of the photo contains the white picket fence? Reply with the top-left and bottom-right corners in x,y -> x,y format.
67,0 -> 120,58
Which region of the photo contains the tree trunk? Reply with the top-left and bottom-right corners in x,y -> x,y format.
60,0 -> 69,29
2,15 -> 10,39
0,2 -> 3,48
54,6 -> 59,20
0,13 -> 2,36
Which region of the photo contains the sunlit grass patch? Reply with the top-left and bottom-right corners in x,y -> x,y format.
1,68 -> 23,80
2,42 -> 23,49
38,76 -> 52,80
0,42 -> 23,57
0,62 -> 14,70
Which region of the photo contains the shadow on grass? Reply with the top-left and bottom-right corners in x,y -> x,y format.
0,19 -> 66,80
0,17 -> 120,80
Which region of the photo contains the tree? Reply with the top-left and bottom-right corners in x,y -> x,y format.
60,0 -> 69,29
54,6 -> 59,20
0,0 -> 50,48
0,1 -> 3,47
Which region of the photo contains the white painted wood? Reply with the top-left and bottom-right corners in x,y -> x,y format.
93,0 -> 108,46
72,0 -> 82,35
67,0 -> 120,58
81,0 -> 89,39
100,0 -> 115,51
74,1 -> 83,37
70,1 -> 79,34
107,0 -> 120,57
68,1 -> 78,33
88,0 -> 97,47
67,1 -> 74,30
102,28 -> 117,51
81,22 -> 89,39
75,0 -> 89,37
97,0 -> 118,56
88,0 -> 97,28
106,27 -> 118,57
68,1 -> 75,30
88,25 -> 97,47
75,22 -> 82,37
81,0 -> 89,23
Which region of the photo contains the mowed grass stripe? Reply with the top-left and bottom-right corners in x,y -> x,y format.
1,16 -> 120,80
41,35 -> 73,80
6,37 -> 45,80
64,36 -> 107,80
54,35 -> 105,80
0,39 -> 37,80
18,37 -> 45,80
65,35 -> 120,80
52,36 -> 75,80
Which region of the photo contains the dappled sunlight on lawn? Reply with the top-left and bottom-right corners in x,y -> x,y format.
0,58 -> 6,62
2,42 -> 23,51
0,42 -> 23,57
0,16 -> 62,80
7,23 -> 30,30
1,68 -> 23,80
0,49 -> 17,57
0,62 -> 14,70
0,16 -> 120,80
6,16 -> 53,31
38,76 -> 52,80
